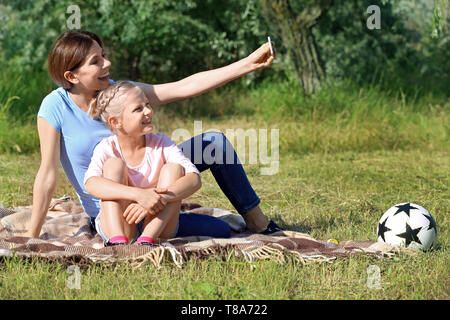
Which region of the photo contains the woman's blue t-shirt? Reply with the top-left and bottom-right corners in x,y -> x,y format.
37,86 -> 113,218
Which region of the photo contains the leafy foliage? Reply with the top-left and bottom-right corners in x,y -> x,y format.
313,0 -> 449,93
0,0 -> 447,103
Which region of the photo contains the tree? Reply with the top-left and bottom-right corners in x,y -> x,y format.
1,0 -> 446,95
260,0 -> 333,94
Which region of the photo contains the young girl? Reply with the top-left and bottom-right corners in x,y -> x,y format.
85,81 -> 206,246
28,30 -> 281,240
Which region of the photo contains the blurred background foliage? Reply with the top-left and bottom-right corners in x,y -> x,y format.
0,0 -> 448,152
1,0 -> 448,88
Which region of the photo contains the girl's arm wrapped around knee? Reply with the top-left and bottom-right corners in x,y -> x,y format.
160,172 -> 202,203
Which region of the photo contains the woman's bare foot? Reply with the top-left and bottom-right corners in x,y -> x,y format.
242,206 -> 270,233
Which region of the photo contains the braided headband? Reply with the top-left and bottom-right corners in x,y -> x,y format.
88,81 -> 135,119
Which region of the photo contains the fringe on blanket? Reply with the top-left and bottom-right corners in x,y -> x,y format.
0,197 -> 416,268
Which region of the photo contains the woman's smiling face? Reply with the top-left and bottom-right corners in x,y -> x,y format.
65,40 -> 112,92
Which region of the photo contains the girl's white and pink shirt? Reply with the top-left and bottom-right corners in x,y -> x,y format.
84,133 -> 200,188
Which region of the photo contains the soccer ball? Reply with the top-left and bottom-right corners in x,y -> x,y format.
376,203 -> 438,250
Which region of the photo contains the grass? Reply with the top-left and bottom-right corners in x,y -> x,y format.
0,74 -> 448,299
1,250 -> 448,300
0,146 -> 448,299
1,74 -> 449,156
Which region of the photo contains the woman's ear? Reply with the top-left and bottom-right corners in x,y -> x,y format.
63,71 -> 79,85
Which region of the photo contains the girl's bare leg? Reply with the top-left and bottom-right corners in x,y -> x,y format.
141,163 -> 183,240
99,158 -> 136,241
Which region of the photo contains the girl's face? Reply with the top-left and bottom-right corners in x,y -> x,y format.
65,41 -> 112,92
111,87 -> 154,137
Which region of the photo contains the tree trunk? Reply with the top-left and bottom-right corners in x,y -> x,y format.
260,0 -> 332,94
129,55 -> 141,80
294,26 -> 325,94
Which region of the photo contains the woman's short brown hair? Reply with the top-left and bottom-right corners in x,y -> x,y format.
48,30 -> 104,89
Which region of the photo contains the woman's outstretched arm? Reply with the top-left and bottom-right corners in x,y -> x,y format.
27,118 -> 61,238
136,42 -> 275,106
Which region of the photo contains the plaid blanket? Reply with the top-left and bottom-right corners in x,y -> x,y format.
0,197 -> 411,268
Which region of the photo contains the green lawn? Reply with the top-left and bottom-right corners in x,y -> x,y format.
0,133 -> 448,299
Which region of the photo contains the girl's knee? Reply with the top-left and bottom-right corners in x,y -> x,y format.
158,163 -> 184,188
161,163 -> 184,178
102,158 -> 127,181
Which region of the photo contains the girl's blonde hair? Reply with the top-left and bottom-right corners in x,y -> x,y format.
88,80 -> 138,129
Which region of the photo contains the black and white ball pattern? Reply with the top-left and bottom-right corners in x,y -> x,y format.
377,203 -> 438,250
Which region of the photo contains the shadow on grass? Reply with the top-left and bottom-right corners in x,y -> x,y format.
270,214 -> 314,234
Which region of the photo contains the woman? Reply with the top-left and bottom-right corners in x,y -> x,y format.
27,30 -> 281,238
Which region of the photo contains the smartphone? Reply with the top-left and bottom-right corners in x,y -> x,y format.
267,36 -> 274,56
